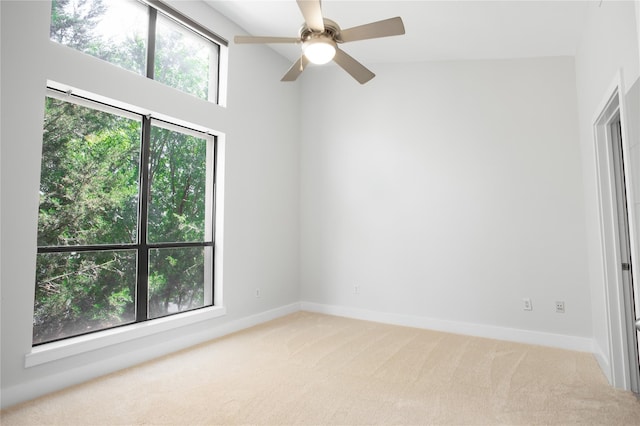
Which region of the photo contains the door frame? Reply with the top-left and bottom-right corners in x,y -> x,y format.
593,70 -> 640,392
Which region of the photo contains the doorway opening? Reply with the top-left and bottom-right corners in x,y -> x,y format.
593,73 -> 640,393
609,114 -> 640,394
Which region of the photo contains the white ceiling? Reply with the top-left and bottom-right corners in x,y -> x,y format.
204,0 -> 592,64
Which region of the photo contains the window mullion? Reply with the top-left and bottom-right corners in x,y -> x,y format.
136,117 -> 153,322
146,6 -> 157,79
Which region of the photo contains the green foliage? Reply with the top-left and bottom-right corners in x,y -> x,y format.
50,0 -> 147,75
34,251 -> 136,343
35,98 -> 141,344
35,98 -> 211,344
35,2 -> 214,344
50,0 -> 216,99
38,98 -> 141,247
146,127 -> 209,321
50,0 -> 106,50
154,16 -> 214,100
148,127 -> 207,243
148,247 -> 205,319
96,33 -> 147,76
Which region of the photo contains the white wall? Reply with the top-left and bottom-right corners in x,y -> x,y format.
300,57 -> 592,346
636,1 -> 640,66
574,0 -> 640,384
0,0 -> 300,408
3,0 -> 639,410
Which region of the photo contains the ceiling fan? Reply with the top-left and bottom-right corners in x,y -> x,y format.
234,0 -> 405,84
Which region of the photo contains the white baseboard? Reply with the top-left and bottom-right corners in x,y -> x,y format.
300,301 -> 595,353
1,302 -> 301,410
1,301 -> 607,409
592,340 -> 612,384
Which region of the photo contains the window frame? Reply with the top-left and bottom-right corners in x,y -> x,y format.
34,87 -> 217,346
50,0 -> 227,104
147,4 -> 221,103
144,0 -> 226,104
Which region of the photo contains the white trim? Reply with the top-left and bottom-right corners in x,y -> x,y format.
26,306 -> 227,368
593,339 -> 613,384
213,133 -> 225,307
47,80 -> 223,136
592,75 -> 623,388
4,303 -> 300,409
150,117 -> 214,140
591,69 -> 639,391
7,301 -> 605,409
46,87 -> 140,122
300,302 -> 594,353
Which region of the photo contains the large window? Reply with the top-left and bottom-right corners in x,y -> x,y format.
50,0 -> 223,103
33,90 -> 216,345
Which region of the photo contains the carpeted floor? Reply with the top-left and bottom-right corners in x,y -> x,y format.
2,311 -> 640,425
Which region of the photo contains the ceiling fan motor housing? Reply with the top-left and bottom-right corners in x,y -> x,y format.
299,18 -> 343,43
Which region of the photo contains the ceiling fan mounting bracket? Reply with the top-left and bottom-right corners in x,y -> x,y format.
299,18 -> 342,43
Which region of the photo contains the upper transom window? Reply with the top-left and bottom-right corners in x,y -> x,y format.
49,0 -> 225,103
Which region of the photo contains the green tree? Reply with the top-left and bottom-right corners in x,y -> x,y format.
35,0 -> 214,344
147,127 -> 208,318
50,0 -> 106,50
51,0 -> 147,75
38,99 -> 140,247
154,18 -> 213,100
35,98 -> 140,343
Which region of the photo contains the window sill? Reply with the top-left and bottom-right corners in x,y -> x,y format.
25,306 -> 226,368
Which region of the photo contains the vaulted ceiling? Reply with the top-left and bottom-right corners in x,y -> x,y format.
205,0 -> 592,64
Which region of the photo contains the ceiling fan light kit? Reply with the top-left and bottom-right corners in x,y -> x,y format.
234,0 -> 405,84
303,36 -> 336,64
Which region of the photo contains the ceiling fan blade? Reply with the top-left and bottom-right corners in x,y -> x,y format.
281,56 -> 310,82
297,0 -> 324,32
234,36 -> 300,44
339,17 -> 405,43
333,48 -> 375,84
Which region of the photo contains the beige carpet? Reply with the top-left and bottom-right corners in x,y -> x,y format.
2,311 -> 640,425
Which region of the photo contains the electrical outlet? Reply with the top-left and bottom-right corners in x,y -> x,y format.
354,285 -> 360,295
555,301 -> 565,313
523,298 -> 532,311
255,288 -> 261,298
